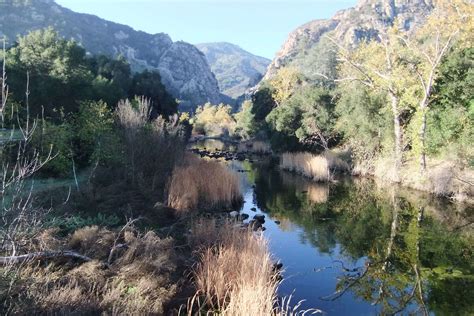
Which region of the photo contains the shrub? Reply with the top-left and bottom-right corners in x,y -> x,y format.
115,97 -> 187,200
167,155 -> 241,212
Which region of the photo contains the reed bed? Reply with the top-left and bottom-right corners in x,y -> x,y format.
186,219 -> 320,315
167,155 -> 242,212
280,153 -> 330,182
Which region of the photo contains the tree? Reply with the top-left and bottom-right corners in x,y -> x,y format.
193,103 -> 236,137
335,28 -> 416,180
335,83 -> 392,168
269,67 -> 303,106
401,0 -> 473,172
6,28 -> 94,119
427,47 -> 474,160
234,100 -> 257,140
130,70 -> 178,118
251,83 -> 277,122
266,86 -> 336,150
89,54 -> 131,107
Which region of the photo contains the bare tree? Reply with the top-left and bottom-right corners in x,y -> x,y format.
0,50 -> 54,265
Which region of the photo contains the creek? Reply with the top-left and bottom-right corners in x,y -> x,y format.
193,139 -> 474,315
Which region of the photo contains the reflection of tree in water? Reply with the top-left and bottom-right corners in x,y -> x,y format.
252,163 -> 474,315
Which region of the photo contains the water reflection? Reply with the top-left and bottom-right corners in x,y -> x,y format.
247,160 -> 473,315
191,140 -> 473,315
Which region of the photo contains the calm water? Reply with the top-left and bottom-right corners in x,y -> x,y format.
192,140 -> 474,315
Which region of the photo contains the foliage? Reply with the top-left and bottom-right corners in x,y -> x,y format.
234,100 -> 257,140
5,28 -> 94,119
88,54 -> 131,107
267,86 -> 336,150
251,83 -> 276,122
129,70 -> 178,118
33,121 -> 74,176
427,47 -> 474,161
268,67 -> 303,106
73,100 -> 115,166
335,83 -> 392,163
193,103 -> 236,137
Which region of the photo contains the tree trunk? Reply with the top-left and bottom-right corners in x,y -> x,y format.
390,93 -> 403,177
419,109 -> 427,173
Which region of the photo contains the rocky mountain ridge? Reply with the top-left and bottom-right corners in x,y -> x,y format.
264,0 -> 435,80
0,0 -> 221,109
196,42 -> 271,100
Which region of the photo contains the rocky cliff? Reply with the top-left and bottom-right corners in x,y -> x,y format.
0,0 -> 221,109
264,0 -> 434,80
196,42 -> 271,100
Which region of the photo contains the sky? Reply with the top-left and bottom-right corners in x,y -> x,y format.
55,0 -> 356,59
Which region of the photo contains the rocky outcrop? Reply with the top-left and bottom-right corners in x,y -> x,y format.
264,0 -> 434,80
0,0 -> 221,108
196,42 -> 270,100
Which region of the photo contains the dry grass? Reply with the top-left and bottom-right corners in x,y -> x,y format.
2,226 -> 177,315
168,155 -> 242,212
399,159 -> 474,203
281,153 -> 330,182
280,151 -> 349,182
186,219 -> 320,315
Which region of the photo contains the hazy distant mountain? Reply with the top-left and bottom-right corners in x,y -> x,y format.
264,0 -> 434,81
0,0 -> 221,110
196,42 -> 270,100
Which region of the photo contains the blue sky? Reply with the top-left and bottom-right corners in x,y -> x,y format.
56,0 -> 357,59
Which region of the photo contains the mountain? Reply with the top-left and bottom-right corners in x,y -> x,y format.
264,0 -> 435,81
196,42 -> 271,100
0,0 -> 221,110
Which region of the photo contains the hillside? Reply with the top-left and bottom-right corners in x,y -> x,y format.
264,0 -> 434,81
0,0 -> 221,109
196,42 -> 271,100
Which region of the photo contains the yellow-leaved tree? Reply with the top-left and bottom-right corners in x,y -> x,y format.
401,0 -> 474,172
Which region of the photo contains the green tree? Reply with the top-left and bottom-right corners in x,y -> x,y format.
234,100 -> 257,140
266,86 -> 336,150
427,47 -> 473,162
130,70 -> 178,118
89,54 -> 131,107
335,83 -> 392,166
251,83 -> 276,122
73,100 -> 115,166
6,28 -> 94,119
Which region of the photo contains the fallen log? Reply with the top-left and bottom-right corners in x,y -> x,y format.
0,250 -> 92,265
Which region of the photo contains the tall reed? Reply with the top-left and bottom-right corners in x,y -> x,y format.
280,152 -> 330,182
167,156 -> 241,211
186,219 -> 320,315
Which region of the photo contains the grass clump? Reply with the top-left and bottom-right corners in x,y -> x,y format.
186,219 -> 320,315
280,151 -> 349,182
167,155 -> 242,212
